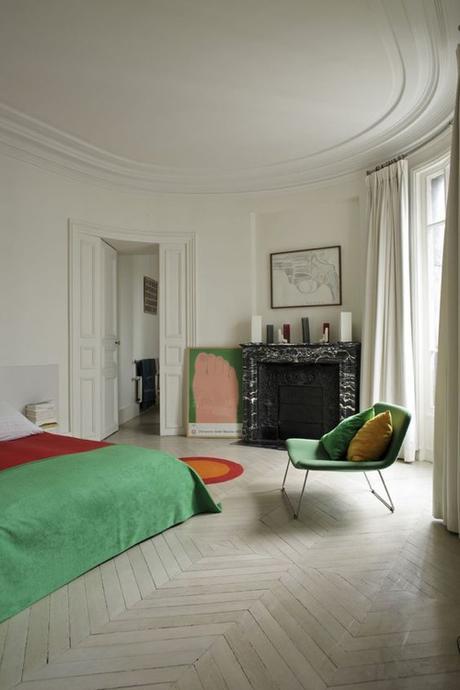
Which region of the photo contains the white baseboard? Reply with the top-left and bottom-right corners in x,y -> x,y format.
119,402 -> 140,425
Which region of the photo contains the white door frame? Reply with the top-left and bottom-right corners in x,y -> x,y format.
69,219 -> 197,437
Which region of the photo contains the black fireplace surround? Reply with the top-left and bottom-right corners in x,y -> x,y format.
241,343 -> 360,445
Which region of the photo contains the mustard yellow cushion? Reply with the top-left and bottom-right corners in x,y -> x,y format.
347,410 -> 393,462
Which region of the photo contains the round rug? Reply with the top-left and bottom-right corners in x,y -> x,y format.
180,457 -> 244,484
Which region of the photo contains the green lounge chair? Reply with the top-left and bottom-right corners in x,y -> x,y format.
281,402 -> 411,518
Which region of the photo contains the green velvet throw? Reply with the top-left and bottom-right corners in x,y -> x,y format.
0,445 -> 221,622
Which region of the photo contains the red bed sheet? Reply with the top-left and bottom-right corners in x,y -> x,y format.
0,433 -> 109,472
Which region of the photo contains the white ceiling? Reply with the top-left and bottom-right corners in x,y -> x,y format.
0,0 -> 458,193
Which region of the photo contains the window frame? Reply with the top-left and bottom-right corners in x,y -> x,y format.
411,153 -> 449,462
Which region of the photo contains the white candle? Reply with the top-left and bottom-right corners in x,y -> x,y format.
251,315 -> 262,343
340,312 -> 352,342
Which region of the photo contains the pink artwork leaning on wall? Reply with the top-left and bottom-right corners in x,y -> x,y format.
187,348 -> 243,438
193,353 -> 239,423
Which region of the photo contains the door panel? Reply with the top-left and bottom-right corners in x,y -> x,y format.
70,233 -> 101,439
101,241 -> 119,439
165,372 -> 182,430
160,243 -> 186,435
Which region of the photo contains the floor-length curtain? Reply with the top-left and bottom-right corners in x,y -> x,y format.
433,46 -> 460,535
361,159 -> 417,462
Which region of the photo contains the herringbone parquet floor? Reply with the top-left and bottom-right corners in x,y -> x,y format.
1,415 -> 460,690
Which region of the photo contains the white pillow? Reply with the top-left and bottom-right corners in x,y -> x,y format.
0,402 -> 44,441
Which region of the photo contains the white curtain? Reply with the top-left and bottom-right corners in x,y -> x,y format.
433,46 -> 460,535
361,159 -> 417,462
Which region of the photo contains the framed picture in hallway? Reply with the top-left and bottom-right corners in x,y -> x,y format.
270,245 -> 342,308
187,347 -> 243,438
143,276 -> 158,314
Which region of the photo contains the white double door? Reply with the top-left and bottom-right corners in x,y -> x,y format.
70,231 -> 187,440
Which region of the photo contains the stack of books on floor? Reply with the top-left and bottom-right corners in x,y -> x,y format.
25,401 -> 57,429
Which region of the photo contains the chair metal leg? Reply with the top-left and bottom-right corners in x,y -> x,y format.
294,470 -> 309,519
281,456 -> 290,490
281,460 -> 310,519
364,470 -> 395,513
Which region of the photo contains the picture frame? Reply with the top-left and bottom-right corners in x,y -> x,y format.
143,276 -> 158,314
270,245 -> 342,308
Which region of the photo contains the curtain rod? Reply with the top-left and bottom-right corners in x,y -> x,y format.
366,119 -> 453,176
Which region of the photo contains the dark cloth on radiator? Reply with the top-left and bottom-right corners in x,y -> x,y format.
136,358 -> 157,410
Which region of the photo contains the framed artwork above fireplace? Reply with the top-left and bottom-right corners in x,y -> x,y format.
270,245 -> 342,308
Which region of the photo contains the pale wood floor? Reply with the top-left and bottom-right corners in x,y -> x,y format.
1,413 -> 460,690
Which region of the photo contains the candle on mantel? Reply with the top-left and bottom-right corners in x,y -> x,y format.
301,317 -> 310,344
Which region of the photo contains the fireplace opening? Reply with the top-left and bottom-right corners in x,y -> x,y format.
257,361 -> 340,441
278,385 -> 324,440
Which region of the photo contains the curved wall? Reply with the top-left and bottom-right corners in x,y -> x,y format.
0,128 -> 451,431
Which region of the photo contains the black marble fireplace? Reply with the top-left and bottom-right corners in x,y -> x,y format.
241,343 -> 360,446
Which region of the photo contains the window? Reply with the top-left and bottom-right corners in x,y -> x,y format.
412,156 -> 449,461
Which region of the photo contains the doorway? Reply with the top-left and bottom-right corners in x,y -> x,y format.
69,221 -> 196,440
109,238 -> 160,436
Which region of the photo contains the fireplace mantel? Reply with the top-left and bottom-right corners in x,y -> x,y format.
240,342 -> 361,445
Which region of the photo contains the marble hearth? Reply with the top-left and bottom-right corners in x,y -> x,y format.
241,343 -> 360,445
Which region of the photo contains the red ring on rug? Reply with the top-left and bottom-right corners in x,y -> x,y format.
179,457 -> 244,484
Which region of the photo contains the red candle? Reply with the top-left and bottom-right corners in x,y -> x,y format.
283,323 -> 291,343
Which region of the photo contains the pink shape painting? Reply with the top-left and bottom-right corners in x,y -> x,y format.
188,348 -> 242,438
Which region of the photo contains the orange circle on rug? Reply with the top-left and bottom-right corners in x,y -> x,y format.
179,457 -> 244,484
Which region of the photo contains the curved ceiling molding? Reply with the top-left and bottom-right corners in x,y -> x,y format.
0,0 -> 457,194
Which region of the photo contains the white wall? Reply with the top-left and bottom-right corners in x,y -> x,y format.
118,251 -> 159,423
0,151 -> 369,433
134,252 -> 159,361
252,176 -> 367,343
0,154 -> 253,432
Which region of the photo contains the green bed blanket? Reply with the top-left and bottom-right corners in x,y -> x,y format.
0,444 -> 221,622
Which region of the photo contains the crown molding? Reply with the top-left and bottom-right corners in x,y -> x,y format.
0,0 -> 455,194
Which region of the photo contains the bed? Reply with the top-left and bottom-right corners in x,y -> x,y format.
0,429 -> 221,623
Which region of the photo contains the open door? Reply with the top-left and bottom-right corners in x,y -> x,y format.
70,232 -> 102,439
159,242 -> 186,435
70,234 -> 119,439
71,223 -> 194,439
101,241 -> 119,438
